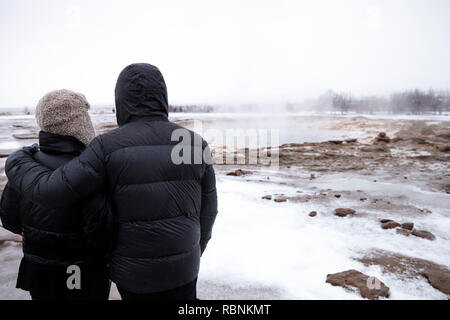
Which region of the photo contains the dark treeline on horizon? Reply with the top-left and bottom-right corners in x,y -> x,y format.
169,89 -> 450,114
169,104 -> 214,113
314,89 -> 450,115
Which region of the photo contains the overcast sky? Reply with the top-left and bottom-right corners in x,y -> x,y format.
1,0 -> 449,108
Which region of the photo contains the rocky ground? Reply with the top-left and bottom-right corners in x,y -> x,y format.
0,112 -> 449,299
200,116 -> 450,299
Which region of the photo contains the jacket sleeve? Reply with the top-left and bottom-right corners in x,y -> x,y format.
0,183 -> 23,235
199,162 -> 218,255
5,137 -> 107,207
81,193 -> 114,252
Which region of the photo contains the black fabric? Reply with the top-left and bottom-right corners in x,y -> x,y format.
118,278 -> 197,300
22,259 -> 110,300
0,131 -> 113,298
38,131 -> 86,156
5,63 -> 218,294
115,63 -> 169,126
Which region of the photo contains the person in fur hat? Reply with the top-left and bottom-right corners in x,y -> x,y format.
0,89 -> 113,300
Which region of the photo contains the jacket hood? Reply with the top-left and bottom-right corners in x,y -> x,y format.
115,63 -> 169,126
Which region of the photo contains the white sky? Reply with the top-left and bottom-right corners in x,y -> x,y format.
1,0 -> 450,108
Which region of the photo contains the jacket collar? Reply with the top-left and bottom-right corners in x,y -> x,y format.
38,131 -> 86,155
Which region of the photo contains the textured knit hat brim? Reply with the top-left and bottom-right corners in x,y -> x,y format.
35,89 -> 95,146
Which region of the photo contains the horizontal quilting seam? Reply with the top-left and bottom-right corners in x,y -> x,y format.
116,178 -> 198,188
23,224 -> 81,237
105,144 -> 177,157
117,214 -> 198,224
112,243 -> 199,260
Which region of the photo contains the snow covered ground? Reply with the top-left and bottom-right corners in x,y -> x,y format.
198,171 -> 449,299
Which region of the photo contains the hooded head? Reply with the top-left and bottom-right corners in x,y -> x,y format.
35,89 -> 95,146
115,63 -> 169,126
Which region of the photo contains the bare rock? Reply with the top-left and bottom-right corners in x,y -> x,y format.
381,221 -> 401,229
226,169 -> 252,176
12,133 -> 38,140
400,222 -> 414,231
421,269 -> 450,295
361,145 -> 388,152
329,140 -> 343,145
262,195 -> 272,200
358,250 -> 450,295
326,270 -> 390,300
419,208 -> 432,214
412,229 -> 436,241
309,211 -> 317,217
274,198 -> 287,203
380,219 -> 393,223
443,184 -> 450,194
375,132 -> 391,144
334,208 -> 356,217
345,138 -> 357,143
396,228 -> 411,236
437,145 -> 450,152
334,194 -> 341,198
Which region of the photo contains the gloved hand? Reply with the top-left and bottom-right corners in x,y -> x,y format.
22,144 -> 39,155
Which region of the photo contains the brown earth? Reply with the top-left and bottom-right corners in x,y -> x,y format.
334,208 -> 356,217
326,269 -> 390,299
396,228 -> 411,236
411,229 -> 436,241
401,222 -> 414,230
381,221 -> 401,229
358,250 -> 450,296
226,169 -> 252,176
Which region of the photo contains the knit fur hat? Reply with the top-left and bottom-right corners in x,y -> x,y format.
35,89 -> 95,146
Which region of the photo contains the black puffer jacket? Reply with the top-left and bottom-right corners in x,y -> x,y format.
6,63 -> 218,294
0,132 -> 112,294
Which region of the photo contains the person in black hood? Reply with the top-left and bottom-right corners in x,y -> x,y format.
0,89 -> 112,300
5,63 -> 218,300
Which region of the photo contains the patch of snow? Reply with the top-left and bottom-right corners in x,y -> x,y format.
199,173 -> 450,299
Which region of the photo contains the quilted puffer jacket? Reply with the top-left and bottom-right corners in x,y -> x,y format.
0,131 -> 112,296
5,63 -> 218,294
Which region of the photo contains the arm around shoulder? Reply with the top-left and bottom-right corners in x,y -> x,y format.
5,137 -> 107,207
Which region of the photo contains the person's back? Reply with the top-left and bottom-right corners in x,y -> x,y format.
99,64 -> 217,297
0,90 -> 112,300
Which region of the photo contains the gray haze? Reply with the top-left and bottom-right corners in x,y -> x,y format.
1,0 -> 450,109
